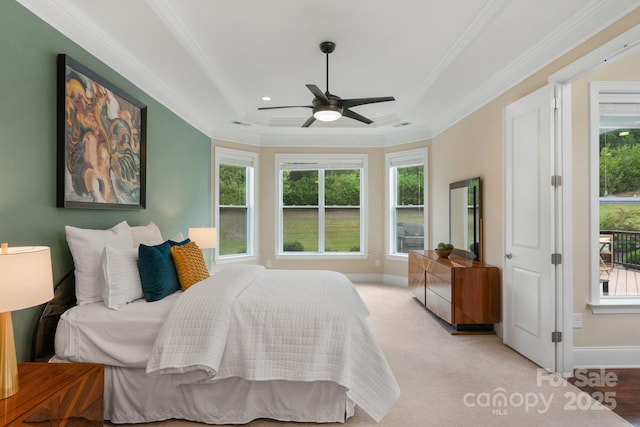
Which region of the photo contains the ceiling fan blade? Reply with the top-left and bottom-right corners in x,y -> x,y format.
306,84 -> 330,104
258,105 -> 313,110
342,96 -> 395,109
302,115 -> 316,128
342,108 -> 373,125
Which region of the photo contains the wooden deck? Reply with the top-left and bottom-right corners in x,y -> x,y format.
600,266 -> 640,296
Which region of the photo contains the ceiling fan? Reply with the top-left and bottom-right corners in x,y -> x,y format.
258,41 -> 395,127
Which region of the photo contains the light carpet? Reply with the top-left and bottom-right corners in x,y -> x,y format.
108,283 -> 629,427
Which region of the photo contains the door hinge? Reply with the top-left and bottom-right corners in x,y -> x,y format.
551,253 -> 562,265
551,331 -> 563,343
552,97 -> 560,110
551,175 -> 562,187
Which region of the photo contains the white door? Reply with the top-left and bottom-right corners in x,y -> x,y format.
504,85 -> 556,371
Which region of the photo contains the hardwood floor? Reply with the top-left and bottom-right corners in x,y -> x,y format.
568,368 -> 640,426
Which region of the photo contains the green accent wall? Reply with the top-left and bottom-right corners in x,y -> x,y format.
0,1 -> 211,362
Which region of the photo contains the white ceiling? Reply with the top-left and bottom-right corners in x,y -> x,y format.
17,0 -> 640,146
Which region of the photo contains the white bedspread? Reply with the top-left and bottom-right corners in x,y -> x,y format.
146,265 -> 399,422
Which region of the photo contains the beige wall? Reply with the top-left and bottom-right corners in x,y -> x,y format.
571,49 -> 640,347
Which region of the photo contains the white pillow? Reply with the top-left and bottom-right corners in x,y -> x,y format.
102,246 -> 143,310
65,221 -> 133,305
171,232 -> 185,242
130,222 -> 164,247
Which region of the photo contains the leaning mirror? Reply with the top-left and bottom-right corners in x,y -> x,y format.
449,177 -> 482,261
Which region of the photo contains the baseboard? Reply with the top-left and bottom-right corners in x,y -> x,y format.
573,346 -> 640,368
346,274 -> 408,287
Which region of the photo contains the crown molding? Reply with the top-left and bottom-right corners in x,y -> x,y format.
399,0 -> 509,118
146,0 -> 245,117
427,0 -> 640,137
17,0 -> 215,137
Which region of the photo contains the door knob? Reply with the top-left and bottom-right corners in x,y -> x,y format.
505,252 -> 513,259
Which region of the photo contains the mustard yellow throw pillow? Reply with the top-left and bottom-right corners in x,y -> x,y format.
170,241 -> 209,290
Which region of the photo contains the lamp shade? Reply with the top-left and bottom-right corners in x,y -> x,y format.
0,246 -> 54,313
188,227 -> 217,249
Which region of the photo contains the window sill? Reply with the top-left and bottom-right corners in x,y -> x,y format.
588,298 -> 640,314
215,255 -> 258,265
275,253 -> 368,260
385,254 -> 409,262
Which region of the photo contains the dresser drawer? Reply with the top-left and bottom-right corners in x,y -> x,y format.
425,286 -> 452,324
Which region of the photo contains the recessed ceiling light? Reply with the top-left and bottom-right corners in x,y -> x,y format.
619,130 -> 630,136
261,96 -> 271,101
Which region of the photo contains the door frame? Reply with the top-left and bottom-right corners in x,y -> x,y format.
552,82 -> 573,378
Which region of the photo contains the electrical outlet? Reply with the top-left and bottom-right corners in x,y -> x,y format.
266,260 -> 272,268
573,313 -> 582,328
375,259 -> 381,267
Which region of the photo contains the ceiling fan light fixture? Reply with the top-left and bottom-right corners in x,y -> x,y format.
313,104 -> 342,122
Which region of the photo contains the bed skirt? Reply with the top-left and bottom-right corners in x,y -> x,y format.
103,365 -> 355,424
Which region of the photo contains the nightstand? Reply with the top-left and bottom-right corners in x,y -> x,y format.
0,362 -> 103,426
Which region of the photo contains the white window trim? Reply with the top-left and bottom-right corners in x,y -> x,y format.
385,148 -> 428,259
275,153 -> 368,259
588,81 -> 640,313
214,146 -> 258,263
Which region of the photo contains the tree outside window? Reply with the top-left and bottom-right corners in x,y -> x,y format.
394,165 -> 425,253
386,148 -> 428,256
215,147 -> 257,261
277,154 -> 366,256
219,164 -> 248,255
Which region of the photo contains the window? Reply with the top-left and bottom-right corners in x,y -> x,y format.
214,147 -> 258,262
590,82 -> 640,311
386,148 -> 428,256
276,154 -> 367,257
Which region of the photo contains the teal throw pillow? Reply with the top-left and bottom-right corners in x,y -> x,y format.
138,239 -> 189,302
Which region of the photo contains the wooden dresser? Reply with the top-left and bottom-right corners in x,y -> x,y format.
0,362 -> 103,426
409,250 -> 500,332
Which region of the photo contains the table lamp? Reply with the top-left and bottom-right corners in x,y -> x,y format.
188,227 -> 217,251
188,227 -> 217,267
0,245 -> 54,399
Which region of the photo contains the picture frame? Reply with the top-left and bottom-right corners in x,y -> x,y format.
57,54 -> 146,209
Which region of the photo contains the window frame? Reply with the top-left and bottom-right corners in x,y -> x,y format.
589,81 -> 640,313
275,153 -> 368,259
214,146 -> 258,264
385,148 -> 428,260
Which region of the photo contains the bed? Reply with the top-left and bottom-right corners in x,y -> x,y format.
35,247 -> 400,424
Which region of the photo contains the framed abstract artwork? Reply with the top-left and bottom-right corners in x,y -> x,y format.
57,54 -> 147,209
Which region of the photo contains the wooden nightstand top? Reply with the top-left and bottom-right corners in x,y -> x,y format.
1,362 -> 104,426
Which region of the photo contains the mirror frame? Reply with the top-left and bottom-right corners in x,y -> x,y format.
449,177 -> 482,262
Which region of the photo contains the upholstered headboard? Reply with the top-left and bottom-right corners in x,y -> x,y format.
32,271 -> 76,362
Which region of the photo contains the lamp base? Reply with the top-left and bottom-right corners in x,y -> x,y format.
0,311 -> 19,399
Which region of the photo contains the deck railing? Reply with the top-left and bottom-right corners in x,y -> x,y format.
600,230 -> 640,270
